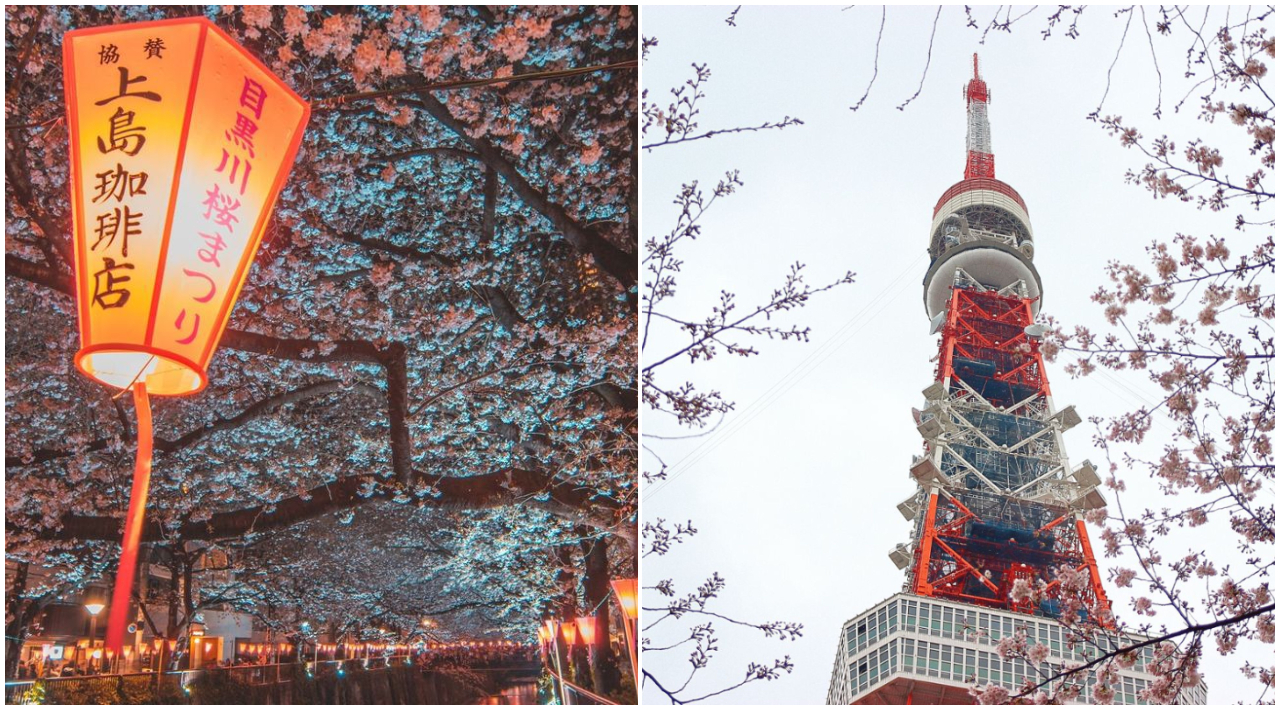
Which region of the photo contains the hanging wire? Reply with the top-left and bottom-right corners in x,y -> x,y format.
110,355 -> 157,400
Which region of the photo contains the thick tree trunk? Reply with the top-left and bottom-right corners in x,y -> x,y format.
177,552 -> 195,670
571,641 -> 591,692
556,544 -> 592,692
381,343 -> 414,485
5,562 -> 31,678
553,547 -> 577,696
581,534 -> 620,698
161,558 -> 181,671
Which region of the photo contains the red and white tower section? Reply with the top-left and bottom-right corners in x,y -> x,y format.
825,57 -> 1207,706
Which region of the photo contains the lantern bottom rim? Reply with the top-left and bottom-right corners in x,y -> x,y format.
76,344 -> 207,396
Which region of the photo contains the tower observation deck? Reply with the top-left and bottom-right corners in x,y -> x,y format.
826,56 -> 1207,706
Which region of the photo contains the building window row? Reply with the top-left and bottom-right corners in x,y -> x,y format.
845,632 -> 1157,704
845,597 -> 1158,671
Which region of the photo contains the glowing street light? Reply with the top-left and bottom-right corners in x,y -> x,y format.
84,594 -> 105,670
62,17 -> 309,655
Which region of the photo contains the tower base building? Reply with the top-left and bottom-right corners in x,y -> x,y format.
826,594 -> 1208,705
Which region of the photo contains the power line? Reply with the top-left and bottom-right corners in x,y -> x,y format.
1089,368 -> 1179,435
645,251 -> 928,499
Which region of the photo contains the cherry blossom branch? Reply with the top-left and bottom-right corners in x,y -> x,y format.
641,606 -> 803,640
20,467 -> 625,544
414,90 -> 637,290
895,6 -> 941,111
5,154 -> 72,269
5,379 -> 380,468
3,6 -> 47,104
642,669 -> 688,705
1058,346 -> 1270,361
312,60 -> 637,110
333,230 -> 458,268
641,118 -> 804,150
642,263 -> 854,373
642,171 -> 742,349
1010,603 -> 1274,700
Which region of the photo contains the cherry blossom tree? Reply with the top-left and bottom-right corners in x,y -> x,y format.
5,5 -> 636,688
1019,10 -> 1273,703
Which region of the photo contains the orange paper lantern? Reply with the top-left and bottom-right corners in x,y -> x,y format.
575,616 -> 598,646
611,578 -> 639,620
559,620 -> 578,646
62,16 -> 309,656
64,17 -> 309,395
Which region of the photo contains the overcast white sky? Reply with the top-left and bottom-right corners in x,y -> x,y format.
639,5 -> 1271,705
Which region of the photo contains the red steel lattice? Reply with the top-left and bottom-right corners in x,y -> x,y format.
913,286 -> 1111,625
935,289 -> 1049,404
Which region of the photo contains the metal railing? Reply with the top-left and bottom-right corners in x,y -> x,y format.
547,666 -> 619,705
5,671 -> 179,705
4,655 -> 417,705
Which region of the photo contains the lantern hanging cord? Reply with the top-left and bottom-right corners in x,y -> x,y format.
103,384 -> 153,655
312,60 -> 638,110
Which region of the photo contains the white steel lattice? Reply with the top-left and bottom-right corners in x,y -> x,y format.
966,101 -> 993,155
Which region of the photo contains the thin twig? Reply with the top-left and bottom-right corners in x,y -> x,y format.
851,6 -> 886,112
896,6 -> 942,111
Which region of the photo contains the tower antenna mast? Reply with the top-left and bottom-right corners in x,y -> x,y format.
964,52 -> 994,179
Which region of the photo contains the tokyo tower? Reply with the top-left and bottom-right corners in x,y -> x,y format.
825,56 -> 1207,705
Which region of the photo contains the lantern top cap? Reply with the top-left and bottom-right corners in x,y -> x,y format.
63,15 -> 310,109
